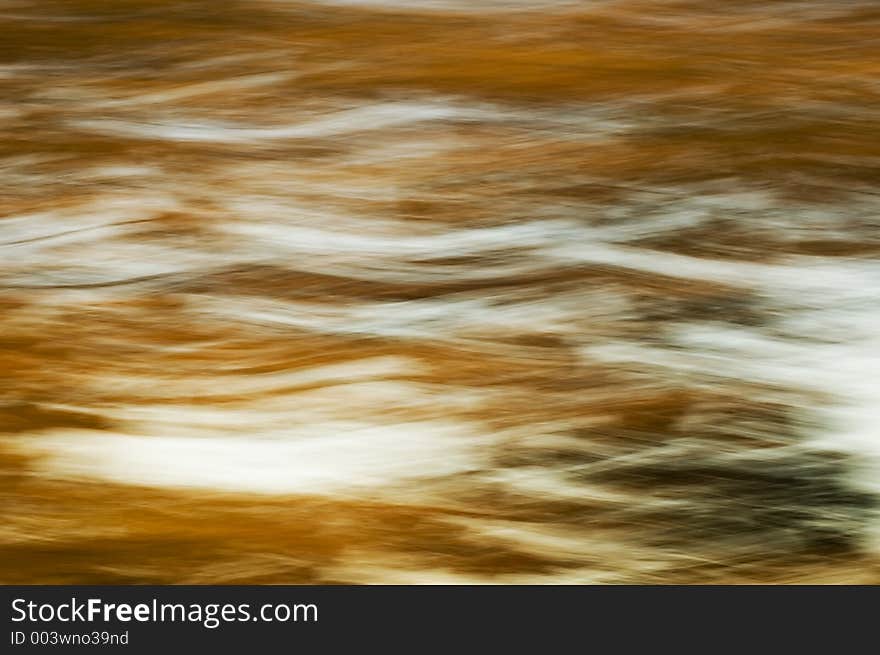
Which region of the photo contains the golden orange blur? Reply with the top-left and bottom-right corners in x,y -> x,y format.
1,0 -> 879,583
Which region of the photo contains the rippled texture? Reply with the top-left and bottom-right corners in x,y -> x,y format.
2,0 -> 879,583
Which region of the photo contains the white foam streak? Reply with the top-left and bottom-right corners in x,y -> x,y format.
12,421 -> 483,495
72,102 -> 484,143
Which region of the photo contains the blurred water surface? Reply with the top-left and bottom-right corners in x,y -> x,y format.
2,0 -> 880,583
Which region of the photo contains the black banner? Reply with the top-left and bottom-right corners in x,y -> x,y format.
1,586 -> 873,651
